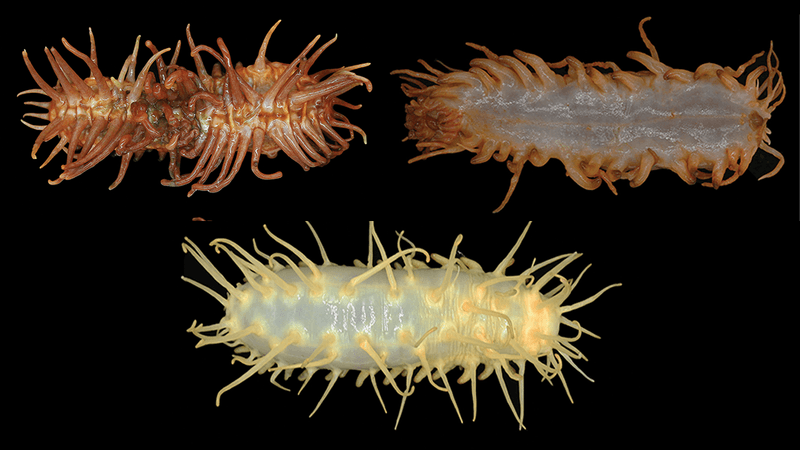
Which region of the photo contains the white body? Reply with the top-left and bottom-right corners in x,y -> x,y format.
184,223 -> 620,428
231,265 -> 520,371
451,76 -> 756,171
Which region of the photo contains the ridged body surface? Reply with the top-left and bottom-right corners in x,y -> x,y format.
393,18 -> 785,211
228,265 -> 536,371
183,223 -> 620,427
19,23 -> 371,194
453,77 -> 755,167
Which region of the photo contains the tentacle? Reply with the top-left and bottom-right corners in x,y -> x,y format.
393,17 -> 785,206
21,26 -> 369,193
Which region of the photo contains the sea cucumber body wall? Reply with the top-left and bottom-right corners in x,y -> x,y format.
183,222 -> 620,428
19,22 -> 371,194
393,18 -> 785,212
224,264 -> 546,371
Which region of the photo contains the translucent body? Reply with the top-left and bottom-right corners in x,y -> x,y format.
227,265 -> 552,372
393,18 -> 785,211
454,78 -> 756,166
183,222 -> 621,428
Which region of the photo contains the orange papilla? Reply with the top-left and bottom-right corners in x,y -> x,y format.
392,18 -> 785,212
19,21 -> 372,194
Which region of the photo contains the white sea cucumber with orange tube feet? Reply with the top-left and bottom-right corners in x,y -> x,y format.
392,17 -> 785,212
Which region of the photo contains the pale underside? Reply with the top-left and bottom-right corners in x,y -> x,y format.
184,222 -> 621,429
450,78 -> 755,170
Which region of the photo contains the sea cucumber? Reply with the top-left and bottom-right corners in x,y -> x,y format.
392,17 -> 785,212
182,221 -> 621,428
19,22 -> 371,194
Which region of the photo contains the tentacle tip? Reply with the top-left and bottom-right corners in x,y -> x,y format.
755,167 -> 773,182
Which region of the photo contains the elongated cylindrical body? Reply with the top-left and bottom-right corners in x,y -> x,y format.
183,222 -> 620,428
19,23 -> 371,193
228,265 -> 532,371
392,18 -> 785,212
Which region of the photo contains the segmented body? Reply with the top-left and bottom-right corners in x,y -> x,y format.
392,18 -> 785,212
19,22 -> 371,194
183,222 -> 620,429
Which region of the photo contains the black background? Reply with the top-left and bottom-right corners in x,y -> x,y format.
8,7 -> 796,445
